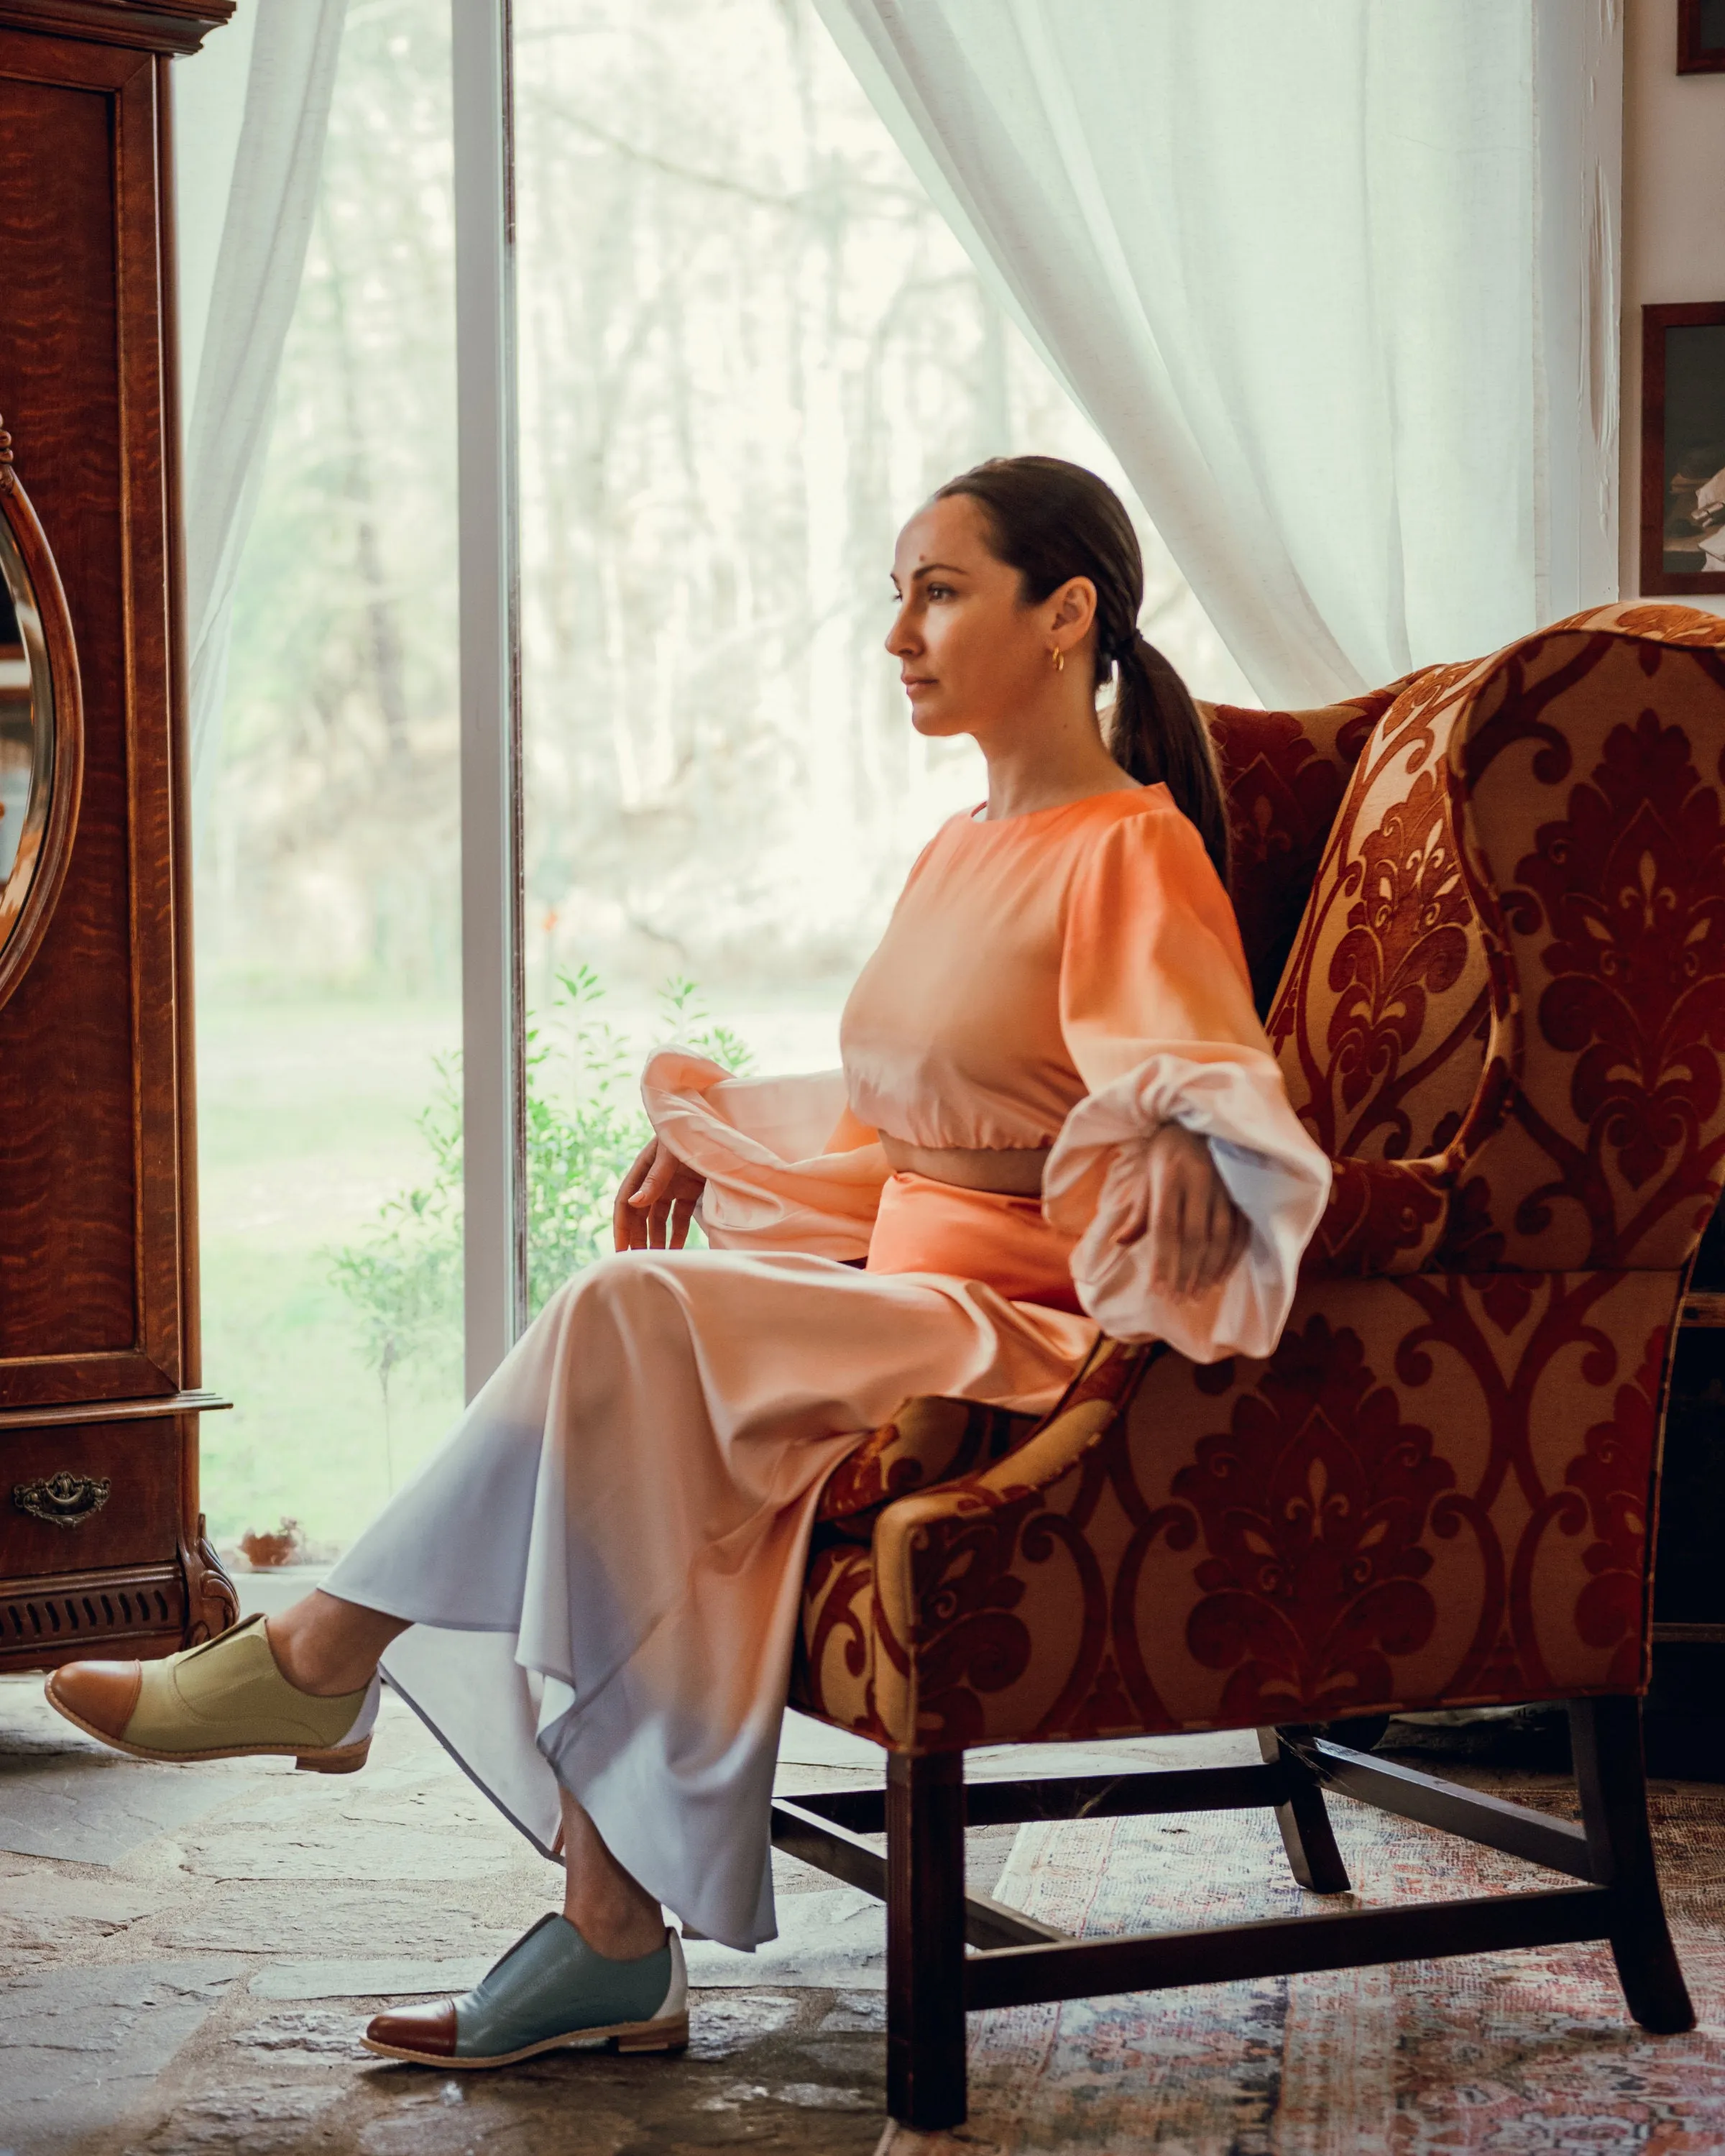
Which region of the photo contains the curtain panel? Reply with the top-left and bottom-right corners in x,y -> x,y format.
811,0 -> 1621,707
175,0 -> 349,819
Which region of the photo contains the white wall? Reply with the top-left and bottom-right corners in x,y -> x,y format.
1619,0 -> 1725,609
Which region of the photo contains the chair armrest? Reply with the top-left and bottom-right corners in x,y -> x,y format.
843,1262 -> 1682,1751
815,1395 -> 1038,1531
868,1340 -> 1154,1694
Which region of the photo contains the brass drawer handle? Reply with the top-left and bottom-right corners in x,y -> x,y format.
13,1470 -> 113,1529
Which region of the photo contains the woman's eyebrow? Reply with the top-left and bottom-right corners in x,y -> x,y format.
889,561 -> 970,592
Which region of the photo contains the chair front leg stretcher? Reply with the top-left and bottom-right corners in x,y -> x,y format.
773,1700 -> 1691,2132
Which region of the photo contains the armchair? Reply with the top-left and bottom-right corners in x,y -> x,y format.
780,602 -> 1725,2132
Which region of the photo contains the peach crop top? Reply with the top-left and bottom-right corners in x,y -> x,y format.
838,786 -> 1269,1152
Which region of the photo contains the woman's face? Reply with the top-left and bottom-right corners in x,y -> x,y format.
886,494 -> 1087,740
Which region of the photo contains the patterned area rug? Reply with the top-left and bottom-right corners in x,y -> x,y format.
882,1769 -> 1725,2154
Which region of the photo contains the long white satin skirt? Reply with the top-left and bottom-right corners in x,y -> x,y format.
322,1246 -> 1091,1949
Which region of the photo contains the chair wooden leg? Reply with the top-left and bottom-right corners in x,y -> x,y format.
1261,1727 -> 1351,1894
886,1751 -> 968,2130
1570,1697 -> 1695,2033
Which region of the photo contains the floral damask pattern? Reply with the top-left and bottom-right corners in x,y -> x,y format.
1600,604 -> 1725,646
1565,1329 -> 1665,1688
1494,705 -> 1725,1264
815,1396 -> 1035,1533
1172,1316 -> 1453,1722
1308,1155 -> 1447,1275
794,1272 -> 1679,1746
1324,764 -> 1476,1134
1209,686 -> 1412,1014
793,606 -> 1725,1756
1268,662 -> 1492,1165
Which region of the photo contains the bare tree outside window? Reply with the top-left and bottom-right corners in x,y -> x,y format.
515,0 -> 1244,1025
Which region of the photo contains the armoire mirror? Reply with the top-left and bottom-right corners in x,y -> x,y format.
0,413 -> 82,1013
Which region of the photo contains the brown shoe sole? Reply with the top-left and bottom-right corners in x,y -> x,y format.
362,2011 -> 689,2068
44,1679 -> 371,1774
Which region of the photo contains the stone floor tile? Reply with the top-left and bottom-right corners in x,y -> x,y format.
0,1677 -> 109,1755
0,1958 -> 243,2156
351,2084 -> 642,2156
762,2080 -> 874,2109
771,1759 -> 884,1800
964,1728 -> 1261,1779
0,1682 -> 890,2152
776,1714 -> 883,1771
152,1887 -> 529,1960
123,2082 -> 350,2155
165,1720 -> 528,1886
0,1875 -> 158,1928
684,1886 -> 886,1989
231,2005 -> 378,2064
247,1957 -> 493,2000
175,1774 -> 523,1881
683,1992 -> 800,2059
0,1754 -> 264,1869
341,2028 -> 885,2156
817,1994 -> 886,2035
178,1823 -> 522,1883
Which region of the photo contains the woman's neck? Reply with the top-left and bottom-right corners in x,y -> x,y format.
978,716 -> 1138,822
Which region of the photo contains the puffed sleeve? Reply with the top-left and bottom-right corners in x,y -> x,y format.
1043,807 -> 1330,1360
640,1049 -> 887,1260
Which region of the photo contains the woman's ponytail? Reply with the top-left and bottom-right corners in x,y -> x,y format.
934,456 -> 1232,893
1106,631 -> 1230,890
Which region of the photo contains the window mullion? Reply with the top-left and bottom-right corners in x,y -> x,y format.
453,0 -> 526,1398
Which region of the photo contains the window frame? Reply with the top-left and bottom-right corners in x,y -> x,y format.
452,0 -> 528,1398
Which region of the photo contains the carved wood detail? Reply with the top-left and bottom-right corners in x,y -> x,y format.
181,1518 -> 239,1645
0,1 -> 232,58
0,1557 -> 185,1671
0,413 -> 85,1017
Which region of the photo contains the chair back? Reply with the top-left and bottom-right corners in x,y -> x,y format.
1208,680 -> 1417,1015
1254,605 -> 1725,1271
794,607 -> 1725,1758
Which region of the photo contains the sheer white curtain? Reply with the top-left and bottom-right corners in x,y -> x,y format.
811,0 -> 1620,707
175,0 -> 348,816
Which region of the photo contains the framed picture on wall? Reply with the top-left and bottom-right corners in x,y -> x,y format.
1641,303 -> 1725,595
1678,0 -> 1725,73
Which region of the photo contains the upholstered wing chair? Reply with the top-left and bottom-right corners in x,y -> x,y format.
778,603 -> 1725,2132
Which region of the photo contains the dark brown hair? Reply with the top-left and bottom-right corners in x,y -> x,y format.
934,454 -> 1230,888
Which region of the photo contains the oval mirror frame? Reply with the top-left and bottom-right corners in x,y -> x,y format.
0,413 -> 83,1016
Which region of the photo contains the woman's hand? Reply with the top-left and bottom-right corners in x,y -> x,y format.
613,1138 -> 707,1252
1139,1123 -> 1248,1302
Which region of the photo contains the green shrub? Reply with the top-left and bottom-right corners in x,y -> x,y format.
328,968 -> 751,1435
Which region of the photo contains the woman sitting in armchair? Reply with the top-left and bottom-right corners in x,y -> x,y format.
45,457 -> 1330,2069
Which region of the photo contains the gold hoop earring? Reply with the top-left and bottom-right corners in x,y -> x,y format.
1048,645 -> 1065,673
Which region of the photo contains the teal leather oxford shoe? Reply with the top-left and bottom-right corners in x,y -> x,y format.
362,1914 -> 688,2067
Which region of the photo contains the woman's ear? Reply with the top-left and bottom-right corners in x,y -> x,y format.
1046,575 -> 1098,644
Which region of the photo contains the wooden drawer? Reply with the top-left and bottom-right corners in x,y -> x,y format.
0,1560 -> 185,1669
0,1416 -> 182,1577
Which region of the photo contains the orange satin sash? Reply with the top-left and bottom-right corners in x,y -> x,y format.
864,1171 -> 1082,1314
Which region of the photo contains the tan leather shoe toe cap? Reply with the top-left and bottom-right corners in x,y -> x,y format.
47,1660 -> 143,1743
364,2001 -> 458,2060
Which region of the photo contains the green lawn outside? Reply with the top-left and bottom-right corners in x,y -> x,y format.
196,992 -> 464,1552
195,987 -> 844,1555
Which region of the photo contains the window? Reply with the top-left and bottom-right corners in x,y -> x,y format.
194,3 -> 461,1556
195,0 -> 1245,1559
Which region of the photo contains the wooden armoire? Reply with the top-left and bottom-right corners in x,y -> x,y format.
0,0 -> 237,1670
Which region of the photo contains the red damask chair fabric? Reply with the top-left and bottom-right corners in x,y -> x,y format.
1205,673 -> 1427,1015
791,602 -> 1725,1752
